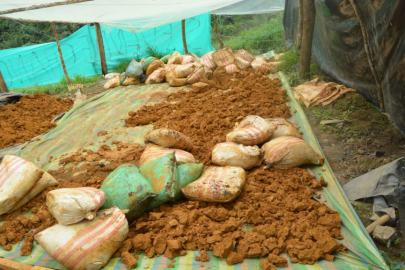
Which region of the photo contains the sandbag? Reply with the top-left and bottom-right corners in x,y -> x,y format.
266,61 -> 282,73
140,153 -> 178,208
139,143 -> 197,167
181,166 -> 246,203
234,56 -> 251,70
175,63 -> 197,78
9,171 -> 58,213
225,63 -> 240,74
167,52 -> 183,65
47,187 -> 105,225
101,164 -> 156,221
212,142 -> 261,169
181,55 -> 195,64
212,46 -> 234,67
146,60 -> 165,77
174,163 -> 204,201
142,57 -> 158,71
169,77 -> 188,87
35,207 -> 128,270
226,115 -> 276,146
261,136 -> 324,169
266,118 -> 302,139
104,72 -> 121,80
160,54 -> 171,64
103,76 -> 120,89
165,64 -> 178,82
125,59 -> 143,78
200,51 -> 217,69
187,66 -> 206,84
145,68 -> 165,84
0,155 -> 44,215
145,128 -> 193,151
251,57 -> 267,69
122,76 -> 141,86
235,49 -> 255,63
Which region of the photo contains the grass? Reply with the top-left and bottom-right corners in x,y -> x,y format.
10,74 -> 102,95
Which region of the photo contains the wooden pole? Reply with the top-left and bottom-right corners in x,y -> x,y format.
0,0 -> 92,16
295,0 -> 303,49
51,22 -> 71,85
0,70 -> 9,93
213,15 -> 224,49
299,0 -> 315,79
181,19 -> 188,54
95,23 -> 108,75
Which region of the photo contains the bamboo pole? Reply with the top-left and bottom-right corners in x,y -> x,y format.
95,23 -> 108,75
299,0 -> 315,79
213,15 -> 224,49
181,19 -> 188,54
295,0 -> 303,49
349,0 -> 385,111
0,70 -> 9,93
52,22 -> 71,85
0,0 -> 92,16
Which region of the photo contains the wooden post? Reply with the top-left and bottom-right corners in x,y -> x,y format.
181,19 -> 188,54
95,23 -> 108,75
299,0 -> 315,79
0,70 -> 9,93
213,15 -> 224,49
0,0 -> 92,16
51,22 -> 71,85
295,0 -> 303,49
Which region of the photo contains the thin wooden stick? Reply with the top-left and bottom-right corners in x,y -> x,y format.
295,0 -> 303,49
349,0 -> 385,112
52,22 -> 71,85
182,19 -> 188,54
299,0 -> 315,79
0,0 -> 92,16
95,23 -> 108,75
213,15 -> 224,49
0,70 -> 9,93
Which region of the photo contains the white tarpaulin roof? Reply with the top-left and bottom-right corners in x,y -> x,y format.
0,0 -> 284,33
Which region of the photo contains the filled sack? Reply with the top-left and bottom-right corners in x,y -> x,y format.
234,56 -> 251,70
266,118 -> 302,139
101,164 -> 156,221
160,54 -> 171,64
139,143 -> 197,167
212,142 -> 261,169
261,136 -> 324,169
47,187 -> 106,225
181,166 -> 246,203
0,155 -> 44,215
212,46 -> 234,67
125,59 -> 143,78
140,153 -> 178,209
175,63 -> 197,78
226,115 -> 276,145
235,49 -> 255,63
146,60 -> 165,77
167,52 -> 183,65
168,77 -> 188,87
200,51 -> 217,69
145,128 -> 193,151
103,76 -> 121,89
174,163 -> 204,201
181,55 -> 195,65
9,171 -> 58,213
187,66 -> 206,84
104,72 -> 121,80
35,207 -> 128,270
225,64 -> 240,74
145,68 -> 165,84
142,57 -> 158,71
122,76 -> 141,86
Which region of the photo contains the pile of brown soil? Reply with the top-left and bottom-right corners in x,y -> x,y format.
0,93 -> 73,149
126,68 -> 291,164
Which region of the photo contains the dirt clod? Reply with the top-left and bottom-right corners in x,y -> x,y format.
121,251 -> 138,269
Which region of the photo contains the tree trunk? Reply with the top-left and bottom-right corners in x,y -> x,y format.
182,19 -> 188,54
213,15 -> 224,49
95,23 -> 108,75
295,0 -> 303,49
0,70 -> 9,93
299,0 -> 315,79
52,22 -> 71,85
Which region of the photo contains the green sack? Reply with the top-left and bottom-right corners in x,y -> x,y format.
142,57 -> 158,71
174,163 -> 204,201
160,54 -> 171,64
100,164 -> 156,221
140,153 -> 178,209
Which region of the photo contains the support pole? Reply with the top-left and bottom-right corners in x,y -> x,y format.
213,15 -> 224,49
299,0 -> 315,79
0,0 -> 92,16
95,23 -> 108,75
182,19 -> 188,54
51,22 -> 71,85
295,0 -> 303,49
0,70 -> 9,93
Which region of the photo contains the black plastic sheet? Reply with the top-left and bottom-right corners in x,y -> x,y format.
283,0 -> 405,134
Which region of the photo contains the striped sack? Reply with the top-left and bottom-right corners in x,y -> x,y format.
200,51 -> 217,69
140,143 -> 196,167
145,128 -> 193,151
265,118 -> 303,139
225,63 -> 240,74
187,66 -> 206,84
181,166 -> 246,203
235,49 -> 255,63
35,207 -> 128,270
226,115 -> 276,146
261,136 -> 324,169
0,155 -> 44,215
212,142 -> 261,170
47,187 -> 106,225
212,46 -> 235,67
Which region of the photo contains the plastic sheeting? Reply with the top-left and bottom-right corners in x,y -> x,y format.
0,14 -> 214,88
0,55 -> 389,269
283,0 -> 405,134
212,0 -> 285,15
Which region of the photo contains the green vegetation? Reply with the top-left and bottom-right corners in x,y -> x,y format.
381,250 -> 401,270
111,58 -> 134,74
10,74 -> 102,95
144,44 -> 170,59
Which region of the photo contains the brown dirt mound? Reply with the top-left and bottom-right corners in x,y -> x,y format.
0,93 -> 73,149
